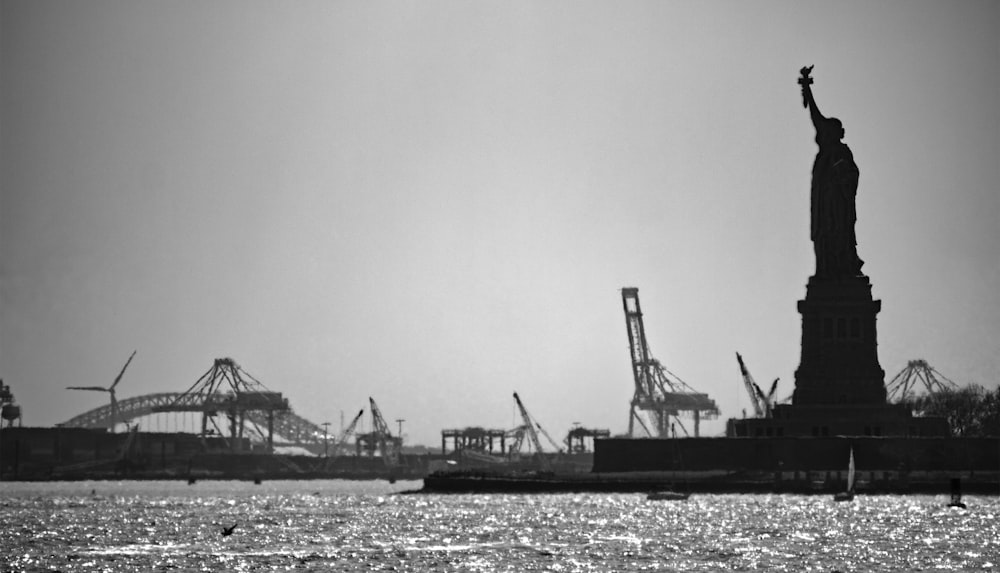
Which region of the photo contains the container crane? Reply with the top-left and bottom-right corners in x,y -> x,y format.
621,288 -> 720,437
735,352 -> 779,418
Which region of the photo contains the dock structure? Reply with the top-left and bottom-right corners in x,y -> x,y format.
151,358 -> 290,453
564,426 -> 610,454
441,427 -> 508,455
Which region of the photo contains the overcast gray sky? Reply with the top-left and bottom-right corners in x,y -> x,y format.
2,0 -> 998,445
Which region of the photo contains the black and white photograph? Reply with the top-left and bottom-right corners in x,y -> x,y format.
1,1 -> 998,570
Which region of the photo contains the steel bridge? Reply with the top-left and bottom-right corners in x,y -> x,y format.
58,392 -> 331,455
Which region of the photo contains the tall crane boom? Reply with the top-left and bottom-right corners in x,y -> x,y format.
337,409 -> 365,450
512,392 -> 545,458
369,397 -> 392,438
367,397 -> 400,467
735,352 -> 779,418
321,408 -> 365,469
621,288 -> 719,437
736,352 -> 766,417
512,392 -> 562,470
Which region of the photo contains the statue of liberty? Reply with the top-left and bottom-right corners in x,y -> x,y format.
799,66 -> 864,279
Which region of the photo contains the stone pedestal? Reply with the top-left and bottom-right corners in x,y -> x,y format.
793,275 -> 887,405
725,273 -> 948,438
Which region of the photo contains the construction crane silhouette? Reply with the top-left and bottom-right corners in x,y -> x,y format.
511,392 -> 562,471
335,409 -> 365,456
356,397 -> 402,469
886,359 -> 959,403
318,408 -> 364,470
735,352 -> 779,418
67,350 -> 137,433
621,288 -> 719,437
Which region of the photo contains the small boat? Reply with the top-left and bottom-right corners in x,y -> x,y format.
947,477 -> 967,509
833,447 -> 856,502
647,490 -> 690,501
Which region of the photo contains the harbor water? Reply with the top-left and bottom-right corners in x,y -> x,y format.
1,480 -> 996,571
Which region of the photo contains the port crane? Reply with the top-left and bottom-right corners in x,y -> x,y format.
356,397 -> 401,468
735,352 -> 779,418
511,392 -> 562,470
621,288 -> 719,437
67,350 -> 137,433
318,408 -> 364,470
886,359 -> 959,403
335,409 -> 365,455
152,357 -> 290,452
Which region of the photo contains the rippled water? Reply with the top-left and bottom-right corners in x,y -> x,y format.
1,480 -> 996,571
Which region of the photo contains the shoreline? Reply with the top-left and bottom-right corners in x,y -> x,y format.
419,470 -> 1000,495
6,469 -> 995,497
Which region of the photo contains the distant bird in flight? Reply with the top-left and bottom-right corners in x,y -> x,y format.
221,523 -> 238,537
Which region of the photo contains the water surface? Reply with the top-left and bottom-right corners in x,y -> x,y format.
1,480 -> 995,571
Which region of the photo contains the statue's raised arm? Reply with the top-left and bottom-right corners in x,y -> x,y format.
798,66 -> 825,130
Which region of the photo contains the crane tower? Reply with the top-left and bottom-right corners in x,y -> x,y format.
622,287 -> 719,437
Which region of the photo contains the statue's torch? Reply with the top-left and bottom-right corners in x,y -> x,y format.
798,66 -> 814,108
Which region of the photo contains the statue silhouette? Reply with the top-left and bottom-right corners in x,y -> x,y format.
799,67 -> 864,279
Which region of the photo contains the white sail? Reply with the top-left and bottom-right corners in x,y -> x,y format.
846,447 -> 856,492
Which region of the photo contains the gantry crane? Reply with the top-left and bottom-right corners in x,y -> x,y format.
152,357 -> 290,452
511,391 -> 562,471
735,352 -> 779,418
564,426 -> 611,454
886,359 -> 959,403
622,288 -> 719,437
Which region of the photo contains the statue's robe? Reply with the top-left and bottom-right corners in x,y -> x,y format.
811,141 -> 863,278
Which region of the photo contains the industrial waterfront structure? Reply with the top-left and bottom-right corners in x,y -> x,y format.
4,70 -> 995,491
0,357 -> 436,480
621,287 -> 719,438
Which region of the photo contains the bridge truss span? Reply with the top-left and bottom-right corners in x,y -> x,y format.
58,391 -> 331,455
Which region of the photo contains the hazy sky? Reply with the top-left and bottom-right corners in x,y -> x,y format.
2,1 -> 998,446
